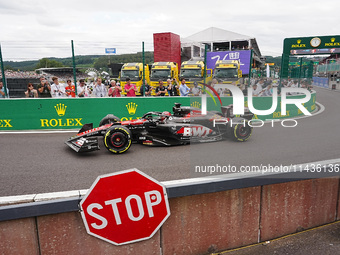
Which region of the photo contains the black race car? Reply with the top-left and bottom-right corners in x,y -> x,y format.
65,103 -> 254,154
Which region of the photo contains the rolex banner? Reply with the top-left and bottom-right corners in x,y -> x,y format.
0,98 -> 189,130
0,94 -> 315,130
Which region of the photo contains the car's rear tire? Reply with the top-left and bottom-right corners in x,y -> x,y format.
99,114 -> 120,126
104,125 -> 132,154
230,120 -> 252,142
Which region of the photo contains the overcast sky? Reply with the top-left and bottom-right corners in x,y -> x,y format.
0,0 -> 338,61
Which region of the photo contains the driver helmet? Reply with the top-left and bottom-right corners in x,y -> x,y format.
162,111 -> 171,116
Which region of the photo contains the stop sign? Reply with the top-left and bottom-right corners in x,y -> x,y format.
80,169 -> 170,245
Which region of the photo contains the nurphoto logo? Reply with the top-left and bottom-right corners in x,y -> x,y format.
201,84 -> 312,116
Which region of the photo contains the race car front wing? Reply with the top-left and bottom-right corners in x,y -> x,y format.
65,136 -> 100,153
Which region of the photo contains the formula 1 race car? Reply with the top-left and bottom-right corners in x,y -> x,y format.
65,103 -> 254,154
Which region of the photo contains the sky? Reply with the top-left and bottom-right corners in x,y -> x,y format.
0,0 -> 339,61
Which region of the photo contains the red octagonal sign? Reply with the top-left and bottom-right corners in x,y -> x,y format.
80,169 -> 170,245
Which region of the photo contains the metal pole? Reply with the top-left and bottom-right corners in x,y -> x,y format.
203,44 -> 207,85
298,57 -> 303,87
0,44 -> 8,98
142,42 -> 145,97
71,40 -> 78,96
201,44 -> 208,115
278,53 -> 285,92
248,49 -> 253,87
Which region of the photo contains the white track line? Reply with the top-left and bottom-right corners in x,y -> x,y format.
261,101 -> 325,123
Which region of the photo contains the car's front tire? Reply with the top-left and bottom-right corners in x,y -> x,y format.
104,125 -> 132,154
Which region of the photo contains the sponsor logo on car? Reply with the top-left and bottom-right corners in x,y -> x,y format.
177,126 -> 212,137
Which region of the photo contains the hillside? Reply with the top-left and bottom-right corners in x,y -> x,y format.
3,52 -> 154,71
4,53 -> 284,72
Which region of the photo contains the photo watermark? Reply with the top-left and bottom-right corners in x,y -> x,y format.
200,84 -> 312,117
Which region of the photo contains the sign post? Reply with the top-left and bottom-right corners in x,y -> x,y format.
105,48 -> 116,54
0,44 -> 8,98
80,169 -> 170,245
71,40 -> 77,96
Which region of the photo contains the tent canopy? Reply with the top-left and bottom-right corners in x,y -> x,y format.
182,27 -> 253,43
181,27 -> 262,64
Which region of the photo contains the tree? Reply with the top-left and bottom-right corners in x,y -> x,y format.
93,57 -> 109,70
36,58 -> 64,69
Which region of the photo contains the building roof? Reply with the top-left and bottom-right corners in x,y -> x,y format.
183,27 -> 253,43
35,67 -> 79,72
181,27 -> 262,61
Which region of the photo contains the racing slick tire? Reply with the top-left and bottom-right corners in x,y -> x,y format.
99,114 -> 121,126
229,118 -> 252,142
104,125 -> 132,154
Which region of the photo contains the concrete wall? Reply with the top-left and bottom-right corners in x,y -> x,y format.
0,176 -> 339,255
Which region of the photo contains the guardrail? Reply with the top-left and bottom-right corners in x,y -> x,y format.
0,92 -> 316,130
0,160 -> 339,254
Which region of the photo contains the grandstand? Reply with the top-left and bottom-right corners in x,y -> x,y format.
3,68 -> 89,98
35,67 -> 88,82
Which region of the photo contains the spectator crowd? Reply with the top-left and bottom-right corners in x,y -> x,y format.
0,70 -> 40,79
0,73 -> 313,99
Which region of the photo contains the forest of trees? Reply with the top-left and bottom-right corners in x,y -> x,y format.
4,53 -> 284,73
4,52 -> 154,71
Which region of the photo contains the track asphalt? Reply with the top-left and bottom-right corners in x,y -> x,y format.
0,87 -> 339,196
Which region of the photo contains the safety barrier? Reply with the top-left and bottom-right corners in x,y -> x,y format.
313,77 -> 329,88
0,162 -> 339,255
0,92 -> 316,130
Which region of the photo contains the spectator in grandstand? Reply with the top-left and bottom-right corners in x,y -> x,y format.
37,77 -> 51,98
108,80 -> 122,97
0,81 -> 9,98
77,79 -> 91,97
24,83 -> 38,98
179,78 -> 190,96
256,79 -> 265,91
264,78 -> 272,87
155,80 -> 167,96
252,84 -> 261,97
191,82 -> 201,96
86,79 -> 95,95
140,79 -> 152,96
50,77 -> 66,98
284,79 -> 299,95
281,79 -> 288,87
287,78 -> 294,88
250,78 -> 258,86
2,70 -> 40,79
260,84 -> 273,97
93,77 -> 107,97
210,78 -> 218,91
65,80 -> 76,98
217,87 -> 223,96
166,79 -> 179,96
124,78 -> 137,97
239,83 -> 248,95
